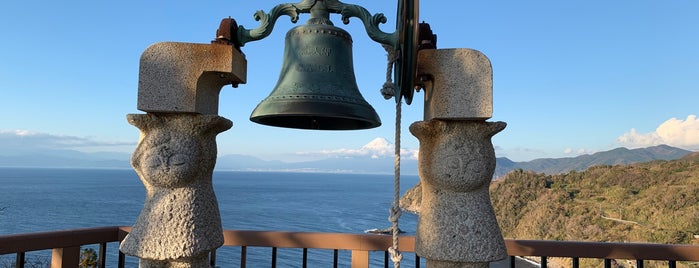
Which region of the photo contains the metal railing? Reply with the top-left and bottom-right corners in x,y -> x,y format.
220,229 -> 418,268
2,226 -> 699,267
504,239 -> 699,268
0,226 -> 128,268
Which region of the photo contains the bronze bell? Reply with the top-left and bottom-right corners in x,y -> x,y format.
250,12 -> 381,130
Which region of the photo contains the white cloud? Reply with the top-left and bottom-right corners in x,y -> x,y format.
12,130 -> 36,137
0,130 -> 134,153
296,137 -> 419,160
563,147 -> 596,157
617,115 -> 699,150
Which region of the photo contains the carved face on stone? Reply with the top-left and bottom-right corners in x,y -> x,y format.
127,114 -> 232,188
135,132 -> 200,187
410,120 -> 505,192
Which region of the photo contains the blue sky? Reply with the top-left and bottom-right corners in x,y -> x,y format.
1,1 -> 697,162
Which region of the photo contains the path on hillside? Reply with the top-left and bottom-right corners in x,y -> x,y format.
491,257 -> 539,268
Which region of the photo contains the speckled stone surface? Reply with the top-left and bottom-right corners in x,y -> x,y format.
410,119 -> 507,264
138,253 -> 209,268
120,113 -> 232,267
427,260 -> 489,268
137,42 -> 247,114
417,49 -> 492,120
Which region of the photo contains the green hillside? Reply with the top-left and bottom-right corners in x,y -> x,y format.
490,152 -> 699,244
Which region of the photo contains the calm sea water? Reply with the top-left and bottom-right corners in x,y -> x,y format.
0,168 -> 526,267
0,168 -> 419,267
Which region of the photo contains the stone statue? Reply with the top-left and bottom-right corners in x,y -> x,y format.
410,119 -> 507,268
120,113 -> 232,268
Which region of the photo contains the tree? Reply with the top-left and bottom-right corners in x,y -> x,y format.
79,248 -> 98,268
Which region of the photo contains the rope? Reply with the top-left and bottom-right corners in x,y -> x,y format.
382,43 -> 403,268
381,44 -> 398,100
389,100 -> 403,267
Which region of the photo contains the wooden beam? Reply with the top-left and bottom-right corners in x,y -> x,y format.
51,246 -> 80,268
351,250 -> 369,268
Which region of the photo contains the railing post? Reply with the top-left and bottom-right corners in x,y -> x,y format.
209,249 -> 217,267
333,249 -> 339,268
351,250 -> 369,268
98,242 -> 107,268
271,247 -> 277,268
118,251 -> 125,268
51,246 -> 80,268
15,252 -> 25,268
302,248 -> 308,268
637,259 -> 644,268
604,258 -> 612,268
240,246 -> 247,268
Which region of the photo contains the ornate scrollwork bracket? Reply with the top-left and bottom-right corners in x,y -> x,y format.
235,0 -> 396,47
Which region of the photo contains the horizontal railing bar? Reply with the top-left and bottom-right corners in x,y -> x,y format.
3,226 -> 699,265
222,230 -> 416,252
504,239 -> 699,261
0,226 -> 125,254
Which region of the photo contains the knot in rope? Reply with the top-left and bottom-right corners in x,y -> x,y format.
381,82 -> 395,100
388,204 -> 402,222
381,44 -> 399,100
388,247 -> 404,264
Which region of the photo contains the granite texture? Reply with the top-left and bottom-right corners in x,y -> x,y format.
410,119 -> 507,265
417,49 -> 492,120
137,42 -> 247,114
120,113 -> 232,267
427,260 -> 489,268
138,253 -> 209,268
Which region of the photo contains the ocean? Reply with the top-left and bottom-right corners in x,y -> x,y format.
0,168 -> 529,267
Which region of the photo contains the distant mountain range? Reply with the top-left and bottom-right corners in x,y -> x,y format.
211,144 -> 693,176
0,143 -> 692,176
493,144 -> 691,178
215,154 -> 418,174
0,150 -> 132,169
